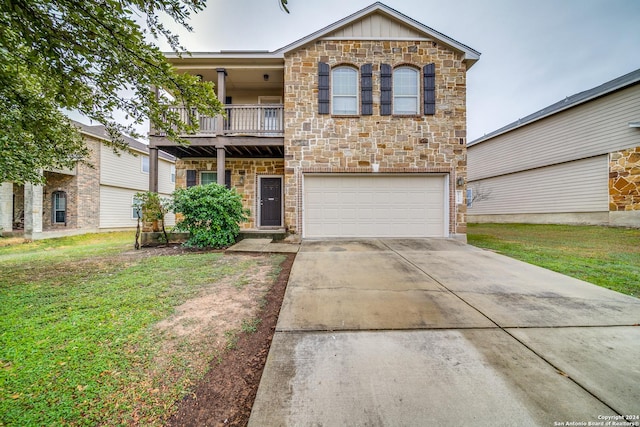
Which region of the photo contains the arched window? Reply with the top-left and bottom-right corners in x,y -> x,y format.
393,67 -> 420,115
52,191 -> 66,224
331,66 -> 358,115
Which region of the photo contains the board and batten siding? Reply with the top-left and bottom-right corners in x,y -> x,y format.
325,13 -> 424,39
468,156 -> 609,215
468,84 -> 640,182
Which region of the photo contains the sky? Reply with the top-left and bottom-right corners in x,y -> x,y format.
156,0 -> 640,142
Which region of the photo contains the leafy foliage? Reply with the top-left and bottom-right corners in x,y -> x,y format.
0,0 -> 224,184
172,184 -> 249,248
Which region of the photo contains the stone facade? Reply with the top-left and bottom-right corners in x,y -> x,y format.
175,158 -> 285,229
283,40 -> 468,235
610,146 -> 640,212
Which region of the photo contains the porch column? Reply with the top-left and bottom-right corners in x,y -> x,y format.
216,146 -> 226,186
216,68 -> 226,133
149,147 -> 159,193
0,182 -> 13,233
24,181 -> 43,237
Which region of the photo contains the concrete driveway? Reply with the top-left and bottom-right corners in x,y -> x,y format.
248,239 -> 640,426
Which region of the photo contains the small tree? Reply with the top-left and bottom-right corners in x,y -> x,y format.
172,183 -> 249,248
134,191 -> 170,242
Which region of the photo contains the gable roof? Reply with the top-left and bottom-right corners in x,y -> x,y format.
275,2 -> 480,68
165,2 -> 480,68
469,68 -> 640,147
73,121 -> 175,162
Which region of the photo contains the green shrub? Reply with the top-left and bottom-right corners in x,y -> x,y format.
172,183 -> 249,248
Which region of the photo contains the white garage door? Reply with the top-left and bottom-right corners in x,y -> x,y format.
304,174 -> 447,238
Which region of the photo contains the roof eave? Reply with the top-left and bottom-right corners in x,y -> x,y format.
468,69 -> 640,147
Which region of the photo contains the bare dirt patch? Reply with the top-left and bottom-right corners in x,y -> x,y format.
166,253 -> 294,427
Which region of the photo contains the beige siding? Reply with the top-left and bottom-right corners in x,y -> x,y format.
325,13 -> 424,39
100,145 -> 148,191
99,186 -> 174,229
468,85 -> 640,181
157,159 -> 175,195
100,145 -> 174,194
468,156 -> 608,215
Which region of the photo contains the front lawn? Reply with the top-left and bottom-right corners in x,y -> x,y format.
467,223 -> 640,298
0,232 -> 285,426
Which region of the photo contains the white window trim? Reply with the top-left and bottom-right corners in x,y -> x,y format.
393,67 -> 420,115
132,196 -> 142,220
331,66 -> 359,115
141,155 -> 149,174
52,191 -> 66,224
170,165 -> 176,184
200,171 -> 217,186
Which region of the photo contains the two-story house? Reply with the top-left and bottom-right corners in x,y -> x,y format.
148,2 -> 480,239
0,121 -> 175,239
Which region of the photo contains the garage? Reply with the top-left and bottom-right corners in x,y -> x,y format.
303,174 -> 447,238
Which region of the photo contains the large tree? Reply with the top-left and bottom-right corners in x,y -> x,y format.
0,0 -> 226,184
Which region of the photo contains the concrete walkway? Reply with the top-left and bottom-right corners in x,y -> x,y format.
226,238 -> 299,254
249,239 -> 640,426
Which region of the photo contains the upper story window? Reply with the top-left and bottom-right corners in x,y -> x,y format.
142,155 -> 149,173
331,66 -> 358,115
393,67 -> 420,115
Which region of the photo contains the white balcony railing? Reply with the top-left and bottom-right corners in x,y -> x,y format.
163,104 -> 284,136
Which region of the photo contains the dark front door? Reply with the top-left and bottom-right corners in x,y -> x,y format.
260,177 -> 282,227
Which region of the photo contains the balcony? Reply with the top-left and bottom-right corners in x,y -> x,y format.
159,104 -> 284,137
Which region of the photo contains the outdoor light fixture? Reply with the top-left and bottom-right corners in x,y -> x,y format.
456,177 -> 465,186
263,74 -> 269,81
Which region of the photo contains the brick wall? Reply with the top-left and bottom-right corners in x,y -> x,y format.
175,158 -> 285,229
283,40 -> 468,235
610,146 -> 640,212
76,136 -> 101,229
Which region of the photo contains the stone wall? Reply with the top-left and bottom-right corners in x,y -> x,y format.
610,146 -> 640,212
175,158 -> 284,229
283,39 -> 468,235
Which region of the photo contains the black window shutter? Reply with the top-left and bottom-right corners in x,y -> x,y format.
424,63 -> 436,115
380,64 -> 392,116
225,170 -> 231,189
361,63 -> 373,115
318,62 -> 330,114
186,170 -> 197,188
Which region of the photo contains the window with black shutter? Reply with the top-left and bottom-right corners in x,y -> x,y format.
186,170 -> 197,188
318,62 -> 330,114
380,64 -> 392,116
361,63 -> 373,115
424,63 -> 436,115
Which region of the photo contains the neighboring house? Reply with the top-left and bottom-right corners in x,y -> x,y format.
148,2 -> 480,239
0,121 -> 176,239
467,68 -> 640,228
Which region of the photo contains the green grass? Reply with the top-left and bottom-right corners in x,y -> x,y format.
467,223 -> 640,297
0,232 -> 283,426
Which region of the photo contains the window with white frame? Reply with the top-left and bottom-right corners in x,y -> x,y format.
393,67 -> 420,115
52,191 -> 66,224
170,165 -> 176,183
132,196 -> 142,219
142,155 -> 149,173
200,171 -> 217,186
331,66 -> 358,115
